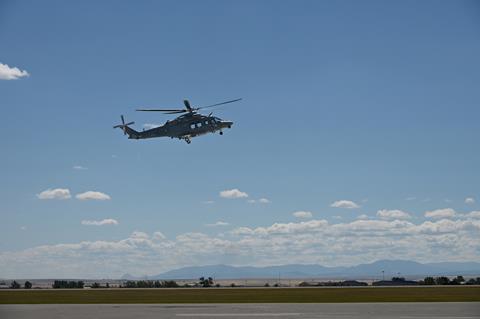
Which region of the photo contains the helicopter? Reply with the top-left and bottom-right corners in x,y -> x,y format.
114,98 -> 241,144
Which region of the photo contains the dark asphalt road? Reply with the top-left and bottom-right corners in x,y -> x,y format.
1,302 -> 479,319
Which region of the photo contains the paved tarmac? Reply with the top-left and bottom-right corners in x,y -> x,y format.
0,302 -> 479,319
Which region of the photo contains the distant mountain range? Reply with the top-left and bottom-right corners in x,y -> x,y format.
122,260 -> 480,280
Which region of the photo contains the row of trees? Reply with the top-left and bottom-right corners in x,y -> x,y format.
420,276 -> 480,285
198,277 -> 215,287
52,280 -> 85,289
121,277 -> 216,288
90,282 -> 110,288
8,281 -> 32,289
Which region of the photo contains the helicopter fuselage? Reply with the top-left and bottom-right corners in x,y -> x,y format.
125,113 -> 233,143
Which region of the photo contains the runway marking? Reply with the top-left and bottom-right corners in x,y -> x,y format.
176,313 -> 301,317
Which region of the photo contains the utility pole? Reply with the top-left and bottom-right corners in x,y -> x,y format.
382,270 -> 385,281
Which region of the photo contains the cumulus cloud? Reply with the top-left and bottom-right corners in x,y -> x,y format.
292,211 -> 313,219
131,231 -> 149,239
76,191 -> 111,201
73,165 -> 87,170
81,219 -> 118,226
248,198 -> 271,204
220,188 -> 248,199
37,188 -> 71,200
357,214 -> 369,220
465,197 -> 475,204
232,219 -> 329,236
467,211 -> 480,219
203,200 -> 215,204
1,217 -> 480,278
425,208 -> 456,219
152,232 -> 167,240
0,63 -> 29,80
376,209 -> 412,220
205,221 -> 230,227
330,200 -> 360,209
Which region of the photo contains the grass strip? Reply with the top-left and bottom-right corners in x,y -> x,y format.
1,287 -> 479,304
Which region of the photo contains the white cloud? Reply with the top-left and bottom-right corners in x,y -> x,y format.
203,200 -> 215,204
20,226 -> 27,231
143,123 -> 161,130
248,198 -> 271,204
220,188 -> 248,199
81,219 -> 118,226
467,211 -> 480,219
73,165 -> 87,170
357,214 -> 369,220
152,232 -> 167,240
76,191 -> 111,201
405,197 -> 416,201
330,200 -> 360,209
425,208 -> 456,219
131,231 -> 149,239
0,63 -> 29,80
292,211 -> 313,219
376,209 -> 412,220
37,188 -> 71,200
465,197 -> 475,204
205,221 -> 230,227
232,219 -> 329,236
2,217 -> 480,278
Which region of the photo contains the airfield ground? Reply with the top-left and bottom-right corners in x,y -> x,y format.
0,286 -> 479,304
2,303 -> 480,319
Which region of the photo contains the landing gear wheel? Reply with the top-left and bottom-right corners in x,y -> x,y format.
219,131 -> 223,135
185,138 -> 191,144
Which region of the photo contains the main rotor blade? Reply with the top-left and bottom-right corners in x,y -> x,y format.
164,110 -> 187,114
184,99 -> 192,111
136,109 -> 185,112
197,98 -> 242,110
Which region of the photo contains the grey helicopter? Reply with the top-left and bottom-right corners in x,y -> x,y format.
114,98 -> 241,144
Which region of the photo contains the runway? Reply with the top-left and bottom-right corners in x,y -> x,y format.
1,303 -> 479,319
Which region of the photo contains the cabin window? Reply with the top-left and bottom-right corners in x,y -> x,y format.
190,124 -> 195,129
205,120 -> 209,125
197,122 -> 202,128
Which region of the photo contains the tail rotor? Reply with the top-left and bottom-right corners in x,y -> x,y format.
113,115 -> 135,135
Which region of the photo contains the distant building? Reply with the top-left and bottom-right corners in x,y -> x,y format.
372,277 -> 418,286
299,280 -> 368,287
340,280 -> 368,286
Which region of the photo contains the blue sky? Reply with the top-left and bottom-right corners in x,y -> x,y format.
1,0 -> 479,278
